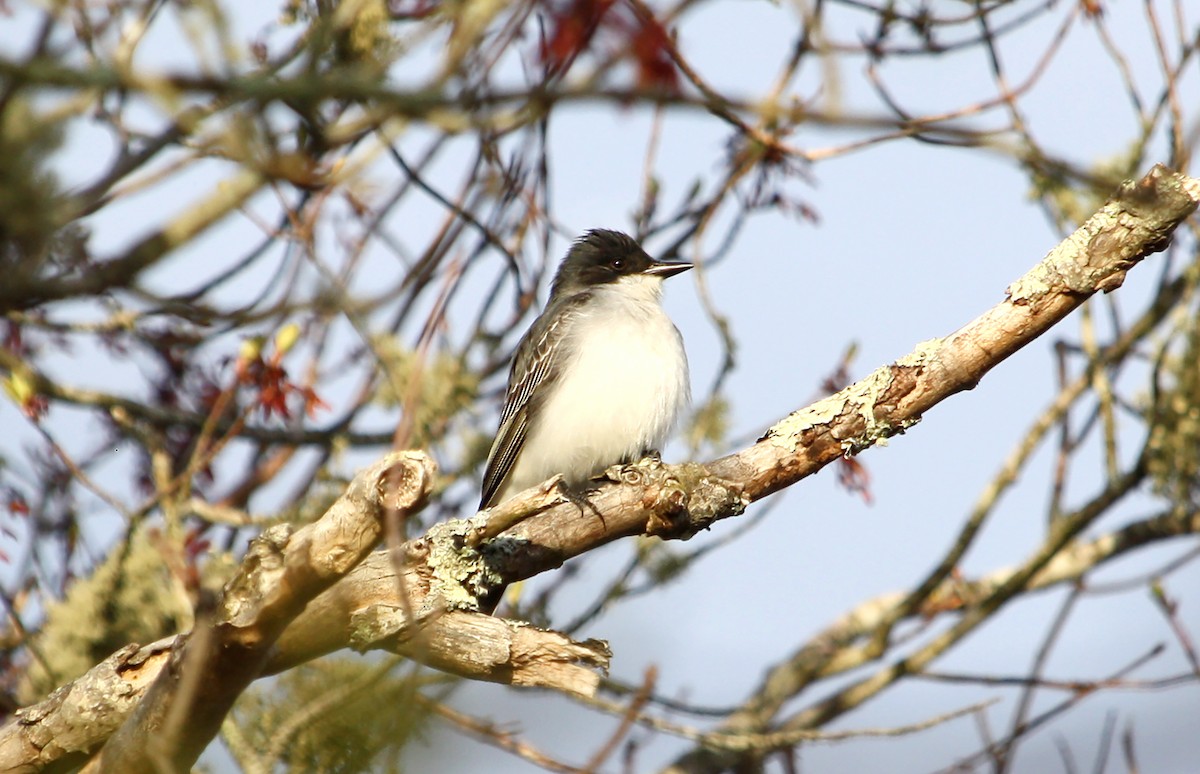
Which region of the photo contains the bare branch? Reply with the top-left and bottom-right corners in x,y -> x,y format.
0,169 -> 266,312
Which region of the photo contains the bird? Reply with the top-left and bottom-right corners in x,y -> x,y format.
479,229 -> 692,510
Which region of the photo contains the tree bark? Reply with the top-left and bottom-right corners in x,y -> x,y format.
0,166 -> 1194,774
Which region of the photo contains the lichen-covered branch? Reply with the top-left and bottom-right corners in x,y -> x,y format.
0,639 -> 174,773
705,165 -> 1200,501
230,168 -> 1200,698
1,167 -> 1195,773
87,451 -> 436,773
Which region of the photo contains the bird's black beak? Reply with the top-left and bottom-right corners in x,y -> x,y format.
642,258 -> 693,279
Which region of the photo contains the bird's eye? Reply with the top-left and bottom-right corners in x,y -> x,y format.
610,258 -> 625,270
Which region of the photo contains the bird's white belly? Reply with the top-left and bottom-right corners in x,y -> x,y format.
509,299 -> 690,492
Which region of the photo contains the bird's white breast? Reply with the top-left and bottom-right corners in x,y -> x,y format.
508,275 -> 691,492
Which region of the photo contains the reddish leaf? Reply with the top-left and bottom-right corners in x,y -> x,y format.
630,15 -> 677,90
257,376 -> 292,420
2,322 -> 23,356
837,456 -> 873,505
184,527 -> 211,562
21,395 -> 48,422
299,386 -> 330,419
541,0 -> 616,75
6,495 -> 28,517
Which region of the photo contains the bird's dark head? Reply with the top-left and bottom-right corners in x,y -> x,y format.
550,229 -> 692,298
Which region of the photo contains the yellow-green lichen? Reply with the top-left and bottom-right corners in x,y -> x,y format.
424,518 -> 503,610
766,358 -> 922,456
22,528 -> 235,702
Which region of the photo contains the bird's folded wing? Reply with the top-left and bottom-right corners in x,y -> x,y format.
479,295 -> 586,509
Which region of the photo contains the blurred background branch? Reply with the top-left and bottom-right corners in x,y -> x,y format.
0,0 -> 1198,771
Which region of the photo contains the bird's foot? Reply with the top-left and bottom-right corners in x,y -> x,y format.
558,481 -> 606,524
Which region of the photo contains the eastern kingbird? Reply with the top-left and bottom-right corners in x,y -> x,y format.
479,229 -> 692,510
